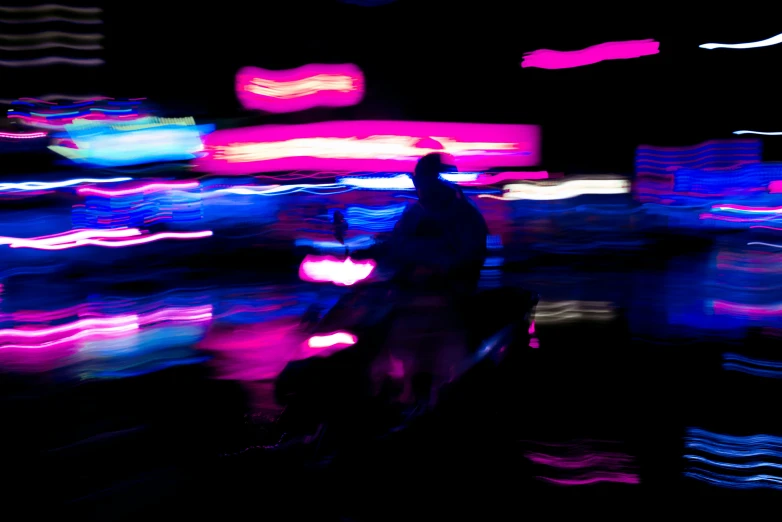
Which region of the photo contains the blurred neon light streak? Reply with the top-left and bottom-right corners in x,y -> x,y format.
0,315 -> 137,341
0,57 -> 104,67
337,172 -> 478,189
734,130 -> 782,135
306,331 -> 358,349
0,16 -> 101,24
685,470 -> 782,489
78,181 -> 199,196
0,324 -> 139,350
521,39 -> 659,69
196,120 -> 540,174
699,213 -> 780,223
747,242 -> 782,248
751,225 -> 782,231
0,131 -> 46,139
712,300 -> 782,315
538,473 -> 639,485
0,5 -> 102,14
769,181 -> 782,193
481,179 -> 630,200
0,228 -> 141,247
236,63 -> 364,113
712,204 -> 782,214
299,254 -> 376,286
0,31 -> 102,41
8,230 -> 212,250
700,32 -> 782,50
460,171 -> 549,186
0,177 -> 131,191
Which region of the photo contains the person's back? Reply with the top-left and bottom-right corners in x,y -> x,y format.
387,153 -> 488,293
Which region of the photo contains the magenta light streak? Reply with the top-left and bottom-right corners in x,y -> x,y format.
236,63 -> 365,113
539,473 -> 640,485
0,324 -> 139,351
751,225 -> 782,231
194,120 -> 541,175
0,315 -> 138,341
770,181 -> 782,193
526,452 -> 634,469
698,213 -> 778,223
8,230 -> 213,250
137,305 -> 213,326
0,131 -> 47,139
299,254 -> 376,286
521,39 -> 660,69
712,204 -> 782,213
713,300 -> 782,316
78,181 -> 200,197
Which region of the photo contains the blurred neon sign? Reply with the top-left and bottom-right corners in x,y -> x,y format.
195,120 -> 540,175
236,63 -> 364,113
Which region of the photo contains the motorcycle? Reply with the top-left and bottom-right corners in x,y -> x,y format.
267,212 -> 539,458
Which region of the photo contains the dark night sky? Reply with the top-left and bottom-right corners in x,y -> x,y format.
4,1 -> 782,173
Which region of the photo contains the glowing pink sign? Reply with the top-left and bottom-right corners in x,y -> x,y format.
521,39 -> 660,69
236,63 -> 365,113
195,120 -> 540,175
299,254 -> 376,286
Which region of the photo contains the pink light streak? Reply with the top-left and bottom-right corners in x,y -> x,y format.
712,204 -> 782,213
236,63 -> 365,113
521,39 -> 660,69
712,300 -> 782,316
299,254 -> 376,286
194,120 -> 540,175
769,181 -> 782,193
0,131 -> 47,139
0,315 -> 138,341
539,473 -> 640,486
78,181 -> 200,197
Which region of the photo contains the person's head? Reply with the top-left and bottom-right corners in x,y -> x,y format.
412,152 -> 457,199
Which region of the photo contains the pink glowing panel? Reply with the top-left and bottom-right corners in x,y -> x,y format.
770,181 -> 782,193
521,39 -> 660,69
78,181 -> 200,197
299,254 -> 376,286
194,120 -> 540,175
236,63 -> 365,113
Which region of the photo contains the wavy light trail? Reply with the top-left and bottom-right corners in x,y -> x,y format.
700,32 -> 782,50
521,39 -> 659,69
733,130 -> 782,136
236,63 -> 364,113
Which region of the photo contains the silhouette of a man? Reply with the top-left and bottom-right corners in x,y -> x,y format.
374,152 -> 489,410
388,152 -> 488,293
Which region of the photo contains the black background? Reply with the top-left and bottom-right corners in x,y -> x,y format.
4,1 -> 782,173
